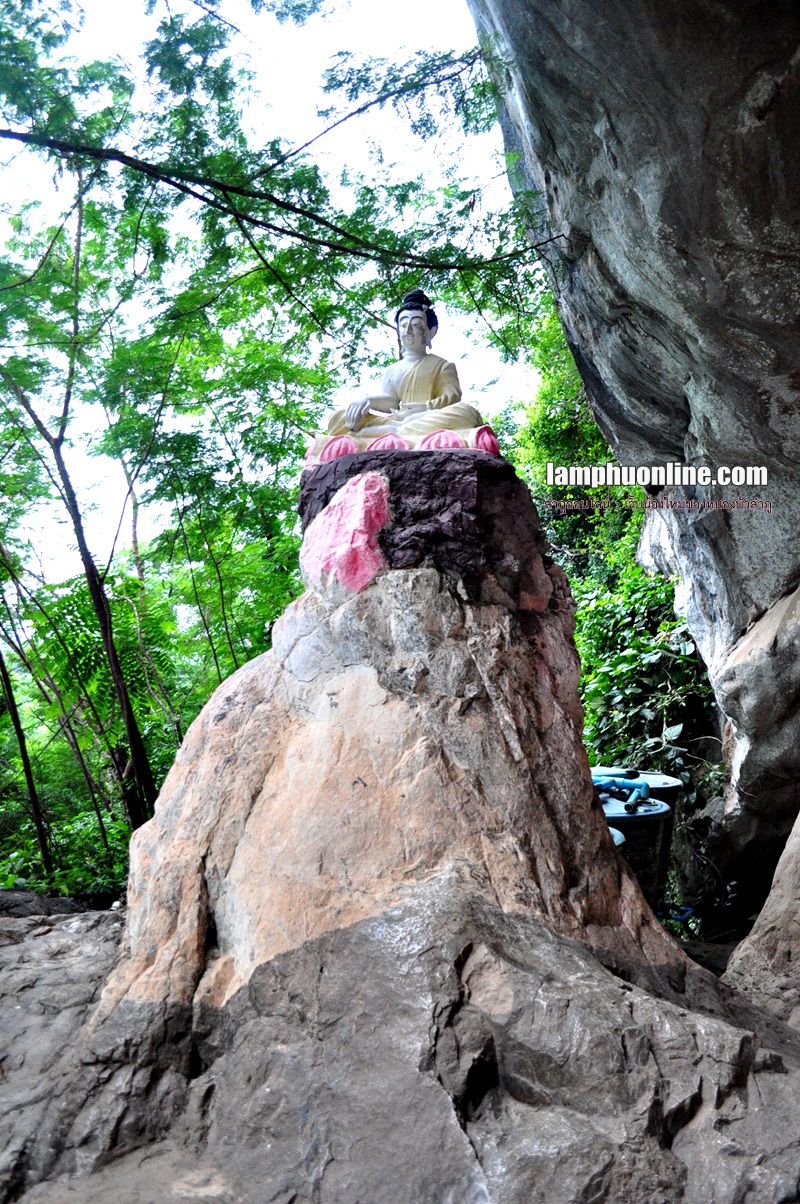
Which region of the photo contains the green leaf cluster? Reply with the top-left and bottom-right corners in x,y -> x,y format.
575,569 -> 714,776
0,0 -> 553,894
505,296 -> 717,780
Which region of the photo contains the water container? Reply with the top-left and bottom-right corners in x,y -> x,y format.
592,766 -> 682,805
591,766 -> 677,909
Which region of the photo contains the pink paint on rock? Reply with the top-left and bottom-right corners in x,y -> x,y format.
365,433 -> 411,451
473,425 -> 501,455
319,435 -> 358,463
418,429 -> 466,450
300,472 -> 391,593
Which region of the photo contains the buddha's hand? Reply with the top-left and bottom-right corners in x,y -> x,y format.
397,404 -> 426,425
345,396 -> 373,431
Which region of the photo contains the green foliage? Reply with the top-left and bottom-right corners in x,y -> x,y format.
320,47 -> 497,140
508,296 -> 716,784
505,296 -> 635,581
0,0 -> 552,895
575,569 -> 714,775
1,812 -> 129,896
0,0 -> 718,918
253,0 -> 331,23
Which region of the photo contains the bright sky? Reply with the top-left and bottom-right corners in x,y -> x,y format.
2,0 -> 539,579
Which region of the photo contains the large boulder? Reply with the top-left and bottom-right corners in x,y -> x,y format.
8,452 -> 800,1203
466,0 -> 800,911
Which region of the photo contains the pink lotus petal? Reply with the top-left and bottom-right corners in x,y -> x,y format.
319,435 -> 358,463
366,433 -> 412,451
418,429 -> 466,450
473,425 -> 501,455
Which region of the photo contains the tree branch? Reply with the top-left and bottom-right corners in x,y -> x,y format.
229,207 -> 342,343
260,51 -> 481,177
101,335 -> 185,582
0,127 -> 546,271
57,175 -> 84,444
0,366 -> 56,447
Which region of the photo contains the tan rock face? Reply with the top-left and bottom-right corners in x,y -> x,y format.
98,461 -> 683,1023
100,568 -> 639,1017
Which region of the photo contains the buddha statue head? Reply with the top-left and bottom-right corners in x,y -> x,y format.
394,289 -> 438,357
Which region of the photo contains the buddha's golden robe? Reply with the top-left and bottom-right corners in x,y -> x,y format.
327,353 -> 483,438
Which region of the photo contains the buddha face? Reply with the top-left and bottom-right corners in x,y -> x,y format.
398,310 -> 431,354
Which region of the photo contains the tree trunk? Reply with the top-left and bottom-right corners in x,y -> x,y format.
52,443 -> 156,826
0,645 -> 53,877
121,461 -> 146,586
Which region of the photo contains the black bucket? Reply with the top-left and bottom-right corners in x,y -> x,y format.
592,766 -> 681,909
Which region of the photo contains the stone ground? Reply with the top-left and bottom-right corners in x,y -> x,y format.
5,888 -> 800,1204
0,902 -> 124,1199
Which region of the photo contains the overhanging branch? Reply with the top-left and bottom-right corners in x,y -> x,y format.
0,126 -> 556,272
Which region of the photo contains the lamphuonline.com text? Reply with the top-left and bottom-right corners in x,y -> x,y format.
546,462 -> 768,488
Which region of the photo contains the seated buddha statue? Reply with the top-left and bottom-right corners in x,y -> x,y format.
305,289 -> 500,463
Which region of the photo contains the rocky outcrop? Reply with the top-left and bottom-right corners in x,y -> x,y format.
8,452 -> 800,1202
466,0 -> 800,907
0,908 -> 123,1198
0,889 -> 85,918
724,816 -> 800,1026
17,886 -> 800,1204
91,451 -> 690,1031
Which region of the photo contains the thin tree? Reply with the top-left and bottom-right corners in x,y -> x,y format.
0,644 -> 53,878
0,194 -> 157,826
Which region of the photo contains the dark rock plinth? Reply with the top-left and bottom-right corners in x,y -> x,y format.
300,449 -> 559,608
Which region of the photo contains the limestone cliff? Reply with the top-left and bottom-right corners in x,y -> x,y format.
466,0 -> 800,910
